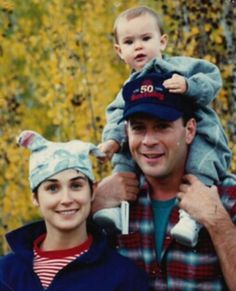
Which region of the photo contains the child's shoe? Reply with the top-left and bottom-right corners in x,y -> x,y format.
93,206 -> 122,234
93,201 -> 130,235
170,209 -> 202,247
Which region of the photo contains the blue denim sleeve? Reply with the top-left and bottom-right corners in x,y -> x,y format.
102,88 -> 125,144
102,77 -> 138,173
186,106 -> 232,185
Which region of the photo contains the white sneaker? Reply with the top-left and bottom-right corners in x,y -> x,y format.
93,201 -> 129,235
170,209 -> 202,247
93,207 -> 122,233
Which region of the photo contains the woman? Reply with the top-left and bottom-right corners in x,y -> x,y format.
0,130 -> 147,291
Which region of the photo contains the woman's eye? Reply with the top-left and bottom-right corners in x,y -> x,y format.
46,184 -> 58,192
71,183 -> 82,190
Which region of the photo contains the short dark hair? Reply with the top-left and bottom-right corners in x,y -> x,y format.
182,100 -> 196,125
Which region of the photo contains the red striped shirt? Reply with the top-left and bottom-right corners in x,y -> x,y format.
33,234 -> 93,289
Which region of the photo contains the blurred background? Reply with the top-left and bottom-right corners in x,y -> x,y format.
0,0 -> 235,254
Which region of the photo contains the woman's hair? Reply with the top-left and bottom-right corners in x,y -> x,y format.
113,6 -> 164,44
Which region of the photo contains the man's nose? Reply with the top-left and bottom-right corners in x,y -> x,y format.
142,131 -> 159,146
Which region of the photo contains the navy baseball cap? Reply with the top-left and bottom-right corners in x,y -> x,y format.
121,72 -> 193,122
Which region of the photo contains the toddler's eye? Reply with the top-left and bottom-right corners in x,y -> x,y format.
143,36 -> 151,41
124,39 -> 133,45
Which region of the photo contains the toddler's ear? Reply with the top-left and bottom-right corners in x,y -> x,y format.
160,34 -> 168,51
114,43 -> 124,60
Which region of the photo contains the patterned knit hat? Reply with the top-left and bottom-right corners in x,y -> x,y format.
17,130 -> 104,190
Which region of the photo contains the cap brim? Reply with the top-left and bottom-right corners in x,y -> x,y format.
119,103 -> 182,123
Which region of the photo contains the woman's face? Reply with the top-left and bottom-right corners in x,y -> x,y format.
34,169 -> 94,236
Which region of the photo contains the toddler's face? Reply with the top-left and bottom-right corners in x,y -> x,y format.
115,13 -> 167,71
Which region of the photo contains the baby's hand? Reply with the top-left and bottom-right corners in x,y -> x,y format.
97,140 -> 120,164
163,73 -> 187,94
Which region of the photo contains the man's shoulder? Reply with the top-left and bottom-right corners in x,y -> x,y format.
219,183 -> 236,196
218,183 -> 236,216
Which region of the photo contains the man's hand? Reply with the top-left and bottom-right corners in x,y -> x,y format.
178,175 -> 236,291
92,172 -> 139,213
163,73 -> 188,94
177,174 -> 226,227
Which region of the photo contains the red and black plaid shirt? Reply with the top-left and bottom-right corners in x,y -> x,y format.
115,182 -> 236,290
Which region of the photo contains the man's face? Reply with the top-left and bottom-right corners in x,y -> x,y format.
127,115 -> 196,183
115,13 -> 167,71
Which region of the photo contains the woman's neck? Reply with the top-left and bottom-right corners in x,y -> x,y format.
41,227 -> 88,251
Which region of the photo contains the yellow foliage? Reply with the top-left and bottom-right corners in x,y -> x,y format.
191,27 -> 200,35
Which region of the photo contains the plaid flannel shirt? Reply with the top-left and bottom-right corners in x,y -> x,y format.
115,182 -> 236,290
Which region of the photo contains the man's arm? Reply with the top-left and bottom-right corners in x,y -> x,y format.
206,206 -> 236,291
178,174 -> 236,290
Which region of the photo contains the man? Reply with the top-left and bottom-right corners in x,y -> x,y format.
93,72 -> 236,290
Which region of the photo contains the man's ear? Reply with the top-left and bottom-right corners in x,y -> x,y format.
185,118 -> 197,144
124,121 -> 128,134
114,43 -> 124,60
124,121 -> 129,142
160,34 -> 168,51
32,192 -> 39,207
